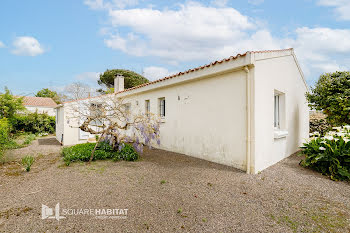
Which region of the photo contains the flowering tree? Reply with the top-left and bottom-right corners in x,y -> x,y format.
65,94 -> 161,162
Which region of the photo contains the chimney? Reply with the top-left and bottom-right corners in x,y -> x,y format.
114,74 -> 124,93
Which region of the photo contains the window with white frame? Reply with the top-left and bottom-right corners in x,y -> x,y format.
145,100 -> 150,115
159,97 -> 165,117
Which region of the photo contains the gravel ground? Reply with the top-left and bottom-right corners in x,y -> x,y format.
0,136 -> 349,232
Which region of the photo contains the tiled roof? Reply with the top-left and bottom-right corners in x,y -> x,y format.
117,48 -> 293,94
63,48 -> 293,104
23,96 -> 58,107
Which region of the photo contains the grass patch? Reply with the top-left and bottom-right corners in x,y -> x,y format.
0,206 -> 33,219
21,155 -> 34,172
269,204 -> 349,232
23,134 -> 36,145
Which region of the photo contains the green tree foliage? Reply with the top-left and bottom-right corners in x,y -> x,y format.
97,69 -> 149,93
0,88 -> 25,119
306,71 -> 350,125
35,88 -> 62,104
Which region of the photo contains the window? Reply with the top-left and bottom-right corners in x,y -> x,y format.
159,97 -> 165,117
274,94 -> 280,128
90,103 -> 103,126
145,100 -> 150,115
123,103 -> 131,119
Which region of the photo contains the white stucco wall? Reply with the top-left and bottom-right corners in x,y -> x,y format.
60,69 -> 248,170
252,53 -> 309,173
55,106 -> 64,144
25,106 -> 56,116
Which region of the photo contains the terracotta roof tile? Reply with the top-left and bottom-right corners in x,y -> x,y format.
22,96 -> 58,107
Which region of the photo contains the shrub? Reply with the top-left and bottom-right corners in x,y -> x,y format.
309,113 -> 331,135
62,142 -> 119,165
10,112 -> 55,134
300,126 -> 350,181
62,142 -> 139,165
119,144 -> 139,161
0,118 -> 10,145
0,118 -> 10,159
21,155 -> 34,172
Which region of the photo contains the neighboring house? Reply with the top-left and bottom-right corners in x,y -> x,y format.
22,96 -> 57,116
55,48 -> 309,174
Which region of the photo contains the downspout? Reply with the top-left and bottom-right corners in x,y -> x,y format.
244,66 -> 251,174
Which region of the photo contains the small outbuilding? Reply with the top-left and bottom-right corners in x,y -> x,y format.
55,48 -> 309,174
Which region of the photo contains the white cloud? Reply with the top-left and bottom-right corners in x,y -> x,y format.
84,0 -> 138,10
143,66 -> 178,81
84,0 -> 105,9
11,36 -> 45,56
211,0 -> 228,8
88,1 -> 350,83
104,2 -> 277,63
293,27 -> 350,56
248,0 -> 264,5
0,41 -> 5,48
311,62 -> 346,73
290,27 -> 350,78
318,0 -> 350,20
75,72 -> 101,82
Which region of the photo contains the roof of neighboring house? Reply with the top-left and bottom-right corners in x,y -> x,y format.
62,48 -> 300,105
22,96 -> 58,107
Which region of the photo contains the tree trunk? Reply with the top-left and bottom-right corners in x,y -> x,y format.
89,132 -> 104,163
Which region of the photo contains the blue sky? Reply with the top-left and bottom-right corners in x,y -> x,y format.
0,0 -> 349,95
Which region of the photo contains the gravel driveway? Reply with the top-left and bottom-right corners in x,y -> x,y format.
0,136 -> 349,232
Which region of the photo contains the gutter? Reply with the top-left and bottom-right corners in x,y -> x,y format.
244,65 -> 251,174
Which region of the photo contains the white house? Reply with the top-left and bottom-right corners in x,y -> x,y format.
55,48 -> 309,174
23,96 -> 57,116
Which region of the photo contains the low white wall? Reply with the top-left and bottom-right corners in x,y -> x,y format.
253,54 -> 309,173
26,106 -> 56,116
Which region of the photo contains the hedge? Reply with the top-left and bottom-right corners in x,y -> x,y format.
10,112 -> 55,134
